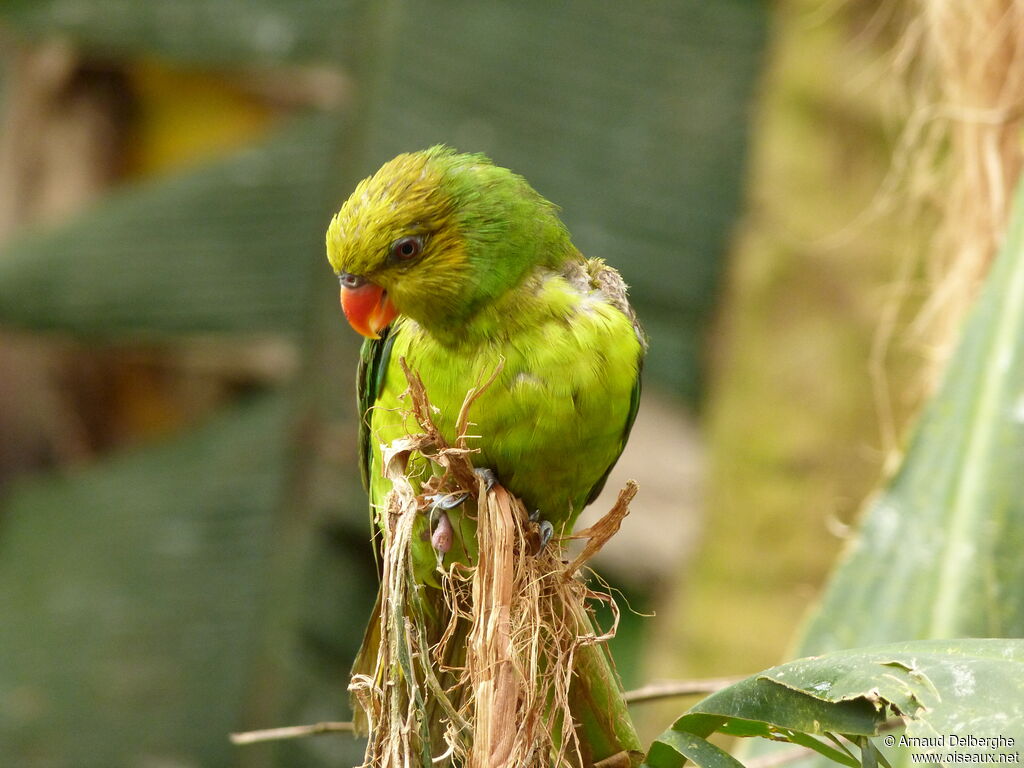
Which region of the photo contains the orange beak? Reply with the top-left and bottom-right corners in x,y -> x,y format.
340,281 -> 399,339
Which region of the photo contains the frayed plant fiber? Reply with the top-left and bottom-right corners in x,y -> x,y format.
349,360 -> 640,768
891,0 -> 1024,380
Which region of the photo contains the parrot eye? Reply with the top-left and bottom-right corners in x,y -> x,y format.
390,235 -> 423,263
338,271 -> 366,290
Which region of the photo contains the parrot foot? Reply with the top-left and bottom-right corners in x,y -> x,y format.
473,467 -> 498,492
527,509 -> 554,551
538,520 -> 555,550
427,491 -> 470,510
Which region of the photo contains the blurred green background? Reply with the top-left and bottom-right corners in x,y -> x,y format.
0,1 -> 986,766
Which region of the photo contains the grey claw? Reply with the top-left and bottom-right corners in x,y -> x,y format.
474,467 -> 498,492
427,491 -> 469,510
538,520 -> 554,550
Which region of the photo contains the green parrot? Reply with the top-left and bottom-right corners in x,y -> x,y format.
325,146 -> 646,758
327,145 -> 644,558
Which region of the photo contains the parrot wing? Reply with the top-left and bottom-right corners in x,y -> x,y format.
349,325 -> 395,732
584,364 -> 642,507
356,322 -> 398,490
582,258 -> 647,507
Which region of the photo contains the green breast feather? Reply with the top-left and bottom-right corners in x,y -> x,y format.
357,257 -> 645,571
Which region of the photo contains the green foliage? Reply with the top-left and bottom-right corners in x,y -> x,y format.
732,168 -> 1024,768
643,639 -> 1024,768
649,98 -> 1024,768
798,173 -> 1024,651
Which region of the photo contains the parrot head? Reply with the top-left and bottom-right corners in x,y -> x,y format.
325,146 -> 571,339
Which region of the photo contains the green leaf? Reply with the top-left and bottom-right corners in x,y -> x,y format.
859,737 -> 883,768
785,732 -> 860,768
646,640 -> 1024,767
0,396 -> 374,766
644,730 -> 747,768
676,674 -> 883,739
0,0 -> 358,67
0,114 -> 335,338
736,109 -> 1024,768
795,172 -> 1024,650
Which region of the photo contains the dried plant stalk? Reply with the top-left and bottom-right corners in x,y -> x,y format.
349,362 -> 642,768
897,0 -> 1024,376
468,481 -> 518,766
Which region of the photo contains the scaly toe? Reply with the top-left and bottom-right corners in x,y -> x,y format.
538,520 -> 554,551
473,467 -> 498,492
427,491 -> 469,510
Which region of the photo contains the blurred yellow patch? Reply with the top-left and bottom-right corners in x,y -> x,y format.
126,60 -> 275,178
